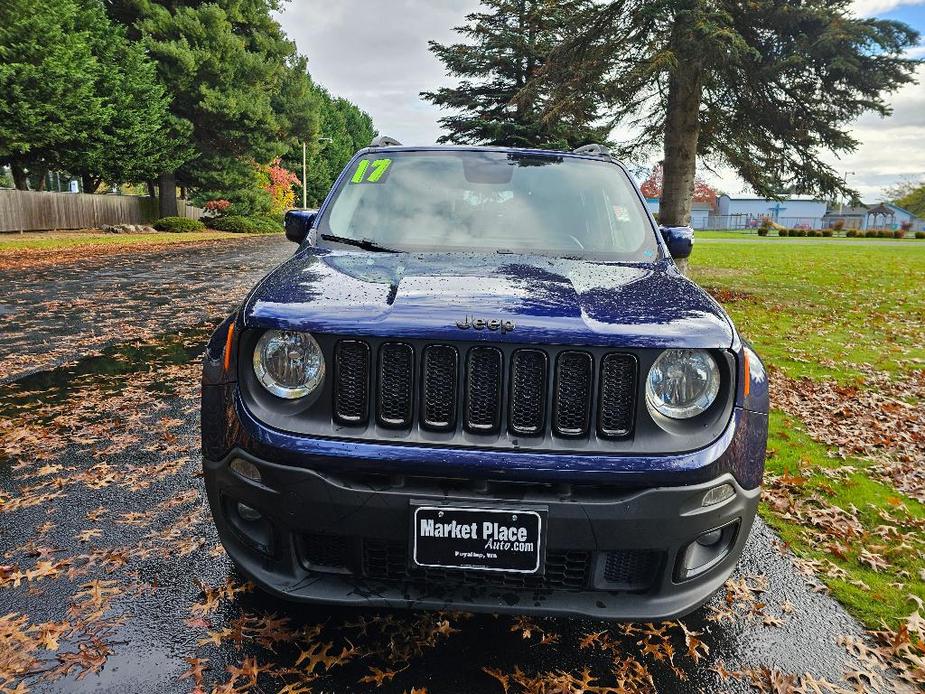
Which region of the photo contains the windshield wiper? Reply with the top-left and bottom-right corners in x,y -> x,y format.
320,233 -> 402,253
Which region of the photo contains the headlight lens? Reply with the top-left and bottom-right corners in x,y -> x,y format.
253,330 -> 325,399
646,349 -> 720,419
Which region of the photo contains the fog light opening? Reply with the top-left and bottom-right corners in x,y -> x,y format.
675,519 -> 741,582
223,495 -> 273,557
696,528 -> 723,547
702,483 -> 735,507
236,502 -> 262,522
230,458 -> 261,482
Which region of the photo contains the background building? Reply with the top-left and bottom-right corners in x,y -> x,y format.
713,195 -> 828,229
823,201 -> 924,231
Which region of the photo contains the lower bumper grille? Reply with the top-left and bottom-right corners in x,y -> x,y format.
298,534 -> 660,593
363,540 -> 591,591
602,548 -> 661,589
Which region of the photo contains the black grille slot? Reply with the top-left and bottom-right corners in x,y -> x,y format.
300,534 -> 350,571
464,347 -> 503,434
421,345 -> 458,431
602,550 -> 660,590
553,351 -> 593,437
509,349 -> 547,436
597,353 -> 637,438
333,340 -> 370,425
363,540 -> 590,591
377,343 -> 414,428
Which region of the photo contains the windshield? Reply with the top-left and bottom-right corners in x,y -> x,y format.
319,150 -> 658,261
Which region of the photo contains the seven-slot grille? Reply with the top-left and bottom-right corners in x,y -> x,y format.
331,340 -> 637,440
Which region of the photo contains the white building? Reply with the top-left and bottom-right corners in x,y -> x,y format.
645,198 -> 713,230
714,195 -> 828,230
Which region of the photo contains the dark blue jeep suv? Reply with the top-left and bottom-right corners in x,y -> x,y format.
201,140 -> 768,620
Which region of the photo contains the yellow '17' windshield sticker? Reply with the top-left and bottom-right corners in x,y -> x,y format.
351,158 -> 391,183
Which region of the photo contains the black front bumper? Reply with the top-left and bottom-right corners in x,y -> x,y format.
204,449 -> 759,620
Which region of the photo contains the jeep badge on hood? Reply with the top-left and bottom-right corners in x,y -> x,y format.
456,315 -> 516,333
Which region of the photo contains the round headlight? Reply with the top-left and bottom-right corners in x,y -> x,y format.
645,349 -> 720,419
253,330 -> 325,399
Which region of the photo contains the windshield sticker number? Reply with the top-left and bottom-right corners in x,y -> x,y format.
351,158 -> 392,184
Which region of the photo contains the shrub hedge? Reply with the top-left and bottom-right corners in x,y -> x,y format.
916,232 -> 925,239
152,216 -> 205,233
206,215 -> 283,234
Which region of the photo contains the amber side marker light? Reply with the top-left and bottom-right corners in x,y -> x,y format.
743,349 -> 751,397
223,322 -> 236,372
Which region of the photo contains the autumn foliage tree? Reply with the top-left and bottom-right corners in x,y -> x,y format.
259,159 -> 299,216
639,163 -> 717,205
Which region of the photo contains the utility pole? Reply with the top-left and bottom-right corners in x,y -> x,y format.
839,170 -> 855,215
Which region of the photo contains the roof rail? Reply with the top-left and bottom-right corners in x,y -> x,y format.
573,144 -> 611,157
370,135 -> 402,148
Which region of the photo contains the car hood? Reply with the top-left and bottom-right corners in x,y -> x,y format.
243,249 -> 734,348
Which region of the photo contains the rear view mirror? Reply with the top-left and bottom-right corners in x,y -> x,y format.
284,209 -> 318,244
659,226 -> 694,260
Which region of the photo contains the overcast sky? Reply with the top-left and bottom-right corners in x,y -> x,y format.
275,0 -> 925,201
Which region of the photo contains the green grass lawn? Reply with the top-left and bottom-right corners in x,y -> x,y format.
693,239 -> 925,631
0,230 -> 265,252
691,238 -> 925,382
762,412 -> 925,629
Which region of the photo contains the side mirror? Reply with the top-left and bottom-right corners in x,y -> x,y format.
284,209 -> 317,244
659,226 -> 694,260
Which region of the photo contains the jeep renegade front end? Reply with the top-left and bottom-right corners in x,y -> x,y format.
201,140 -> 768,620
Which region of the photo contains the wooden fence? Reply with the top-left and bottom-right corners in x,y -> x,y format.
0,189 -> 204,232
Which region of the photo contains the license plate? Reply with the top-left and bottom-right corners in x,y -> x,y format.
412,506 -> 545,573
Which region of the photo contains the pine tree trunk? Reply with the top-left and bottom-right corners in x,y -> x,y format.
10,164 -> 29,191
146,180 -> 156,198
82,174 -> 101,195
34,167 -> 48,191
659,21 -> 703,228
158,172 -> 179,217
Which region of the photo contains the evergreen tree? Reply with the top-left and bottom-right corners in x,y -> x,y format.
0,0 -> 183,192
64,1 -> 184,193
108,0 -> 299,215
297,87 -> 376,207
534,0 -> 919,226
421,0 -> 610,149
0,0 -> 104,189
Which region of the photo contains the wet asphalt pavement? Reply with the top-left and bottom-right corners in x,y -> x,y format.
0,236 -> 293,384
0,235 -> 910,692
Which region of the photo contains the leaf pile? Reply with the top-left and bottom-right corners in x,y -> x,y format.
772,365 -> 925,502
